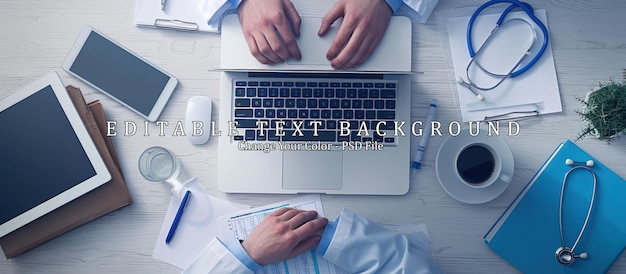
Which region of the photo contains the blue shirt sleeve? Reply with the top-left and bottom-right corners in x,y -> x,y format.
385,0 -> 404,13
226,239 -> 262,272
228,0 -> 243,8
316,217 -> 338,256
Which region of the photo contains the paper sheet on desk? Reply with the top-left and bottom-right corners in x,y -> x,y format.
447,9 -> 562,121
152,177 -> 249,269
216,194 -> 347,274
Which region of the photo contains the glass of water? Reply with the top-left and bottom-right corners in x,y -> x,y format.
138,146 -> 190,194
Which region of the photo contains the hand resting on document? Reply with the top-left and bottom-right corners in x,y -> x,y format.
241,207 -> 328,265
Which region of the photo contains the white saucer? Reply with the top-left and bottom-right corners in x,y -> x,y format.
435,131 -> 514,204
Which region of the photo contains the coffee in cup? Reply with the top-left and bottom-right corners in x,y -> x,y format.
456,143 -> 499,187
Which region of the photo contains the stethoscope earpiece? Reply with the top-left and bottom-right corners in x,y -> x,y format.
556,158 -> 596,266
456,77 -> 485,101
565,158 -> 594,167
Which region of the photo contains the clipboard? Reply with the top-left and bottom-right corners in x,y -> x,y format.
134,0 -> 232,32
445,9 -> 562,121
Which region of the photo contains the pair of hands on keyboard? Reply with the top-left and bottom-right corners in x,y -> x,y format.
237,0 -> 392,69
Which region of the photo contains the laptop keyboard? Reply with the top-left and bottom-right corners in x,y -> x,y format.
231,77 -> 398,145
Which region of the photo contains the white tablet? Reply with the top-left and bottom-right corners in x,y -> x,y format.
0,71 -> 111,238
62,26 -> 178,122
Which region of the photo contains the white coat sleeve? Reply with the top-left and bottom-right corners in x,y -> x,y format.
318,209 -> 442,274
183,238 -> 254,274
399,0 -> 440,23
205,0 -> 440,26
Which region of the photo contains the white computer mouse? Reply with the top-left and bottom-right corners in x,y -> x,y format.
185,96 -> 212,145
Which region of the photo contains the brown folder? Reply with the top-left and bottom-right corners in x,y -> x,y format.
0,86 -> 132,259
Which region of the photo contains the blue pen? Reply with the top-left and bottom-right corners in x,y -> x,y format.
165,190 -> 191,244
411,99 -> 438,178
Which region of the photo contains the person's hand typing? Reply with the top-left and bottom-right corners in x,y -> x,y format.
241,208 -> 328,265
237,0 -> 302,64
318,0 -> 393,69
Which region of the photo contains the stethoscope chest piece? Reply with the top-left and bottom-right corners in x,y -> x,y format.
555,246 -> 587,265
556,247 -> 574,265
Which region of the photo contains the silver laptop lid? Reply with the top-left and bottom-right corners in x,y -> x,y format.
220,14 -> 412,73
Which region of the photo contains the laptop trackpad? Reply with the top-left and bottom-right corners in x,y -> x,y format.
282,151 -> 342,190
287,17 -> 337,66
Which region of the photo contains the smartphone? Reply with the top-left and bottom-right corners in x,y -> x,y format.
62,26 -> 178,122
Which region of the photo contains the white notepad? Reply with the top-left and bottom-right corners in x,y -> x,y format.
152,177 -> 249,269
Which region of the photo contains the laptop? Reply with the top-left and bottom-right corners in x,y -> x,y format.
218,14 -> 413,195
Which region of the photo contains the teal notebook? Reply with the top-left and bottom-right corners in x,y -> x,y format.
484,140 -> 626,273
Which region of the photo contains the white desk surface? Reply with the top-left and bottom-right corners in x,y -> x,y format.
2,0 -> 626,273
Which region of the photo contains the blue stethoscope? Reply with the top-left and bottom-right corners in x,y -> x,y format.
456,0 -> 549,101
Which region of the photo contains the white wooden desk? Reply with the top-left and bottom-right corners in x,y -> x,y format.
2,0 -> 626,273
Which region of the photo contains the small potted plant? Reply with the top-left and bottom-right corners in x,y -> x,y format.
575,70 -> 626,143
